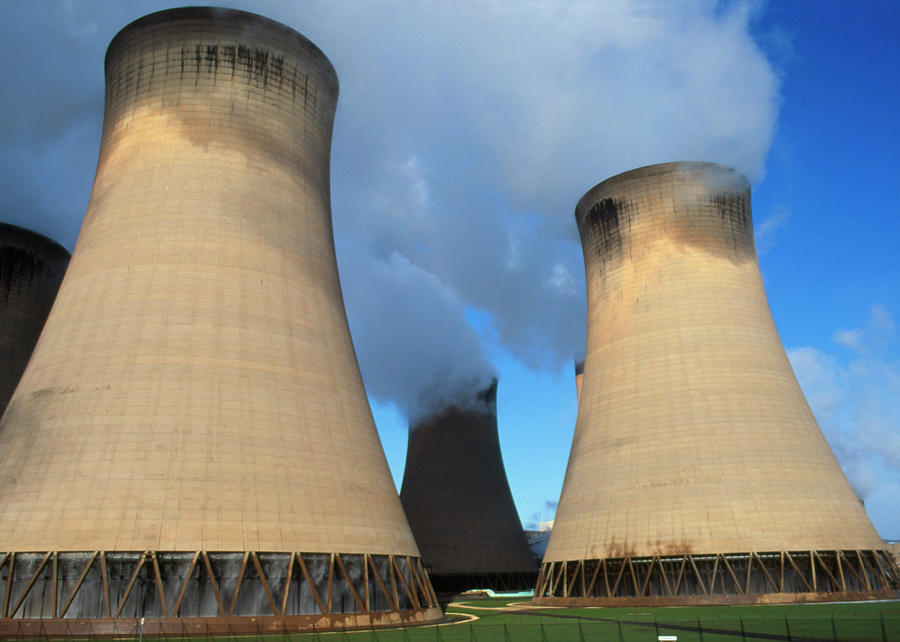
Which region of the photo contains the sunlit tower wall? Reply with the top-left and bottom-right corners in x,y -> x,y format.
0,224 -> 69,417
535,162 -> 900,606
0,8 -> 439,635
400,380 -> 537,594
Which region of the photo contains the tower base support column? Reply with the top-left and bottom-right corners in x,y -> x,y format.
0,550 -> 442,634
533,550 -> 900,605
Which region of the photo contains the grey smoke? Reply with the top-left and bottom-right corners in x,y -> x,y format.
0,1 -> 781,420
525,499 -> 559,530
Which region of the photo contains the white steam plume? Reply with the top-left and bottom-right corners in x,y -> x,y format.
0,0 -> 781,419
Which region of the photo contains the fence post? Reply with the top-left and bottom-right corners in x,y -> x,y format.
579,620 -> 585,642
617,620 -> 624,642
881,614 -> 888,642
831,613 -> 837,642
740,615 -> 746,641
784,616 -> 792,641
504,622 -> 511,642
697,617 -> 705,642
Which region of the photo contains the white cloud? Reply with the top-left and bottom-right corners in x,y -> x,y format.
789,306 -> 900,517
0,0 -> 783,417
339,245 -> 494,422
545,264 -> 577,296
787,346 -> 844,423
834,304 -> 896,355
317,0 -> 781,394
754,205 -> 790,255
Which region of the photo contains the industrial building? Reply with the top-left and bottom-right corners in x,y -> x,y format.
535,162 -> 900,605
0,223 -> 69,416
0,8 -> 439,634
400,381 -> 537,594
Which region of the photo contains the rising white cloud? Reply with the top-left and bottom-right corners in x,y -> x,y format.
314,0 -> 782,409
0,0 -> 783,418
788,305 -> 900,533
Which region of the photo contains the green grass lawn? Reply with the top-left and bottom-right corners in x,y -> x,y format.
2,600 -> 898,641
442,598 -> 900,641
289,598 -> 900,642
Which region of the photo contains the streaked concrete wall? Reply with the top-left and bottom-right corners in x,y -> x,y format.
0,8 -> 418,557
545,162 -> 884,562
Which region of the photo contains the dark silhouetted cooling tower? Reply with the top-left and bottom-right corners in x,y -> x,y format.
0,8 -> 439,634
0,223 -> 69,417
535,162 -> 900,605
400,381 -> 537,594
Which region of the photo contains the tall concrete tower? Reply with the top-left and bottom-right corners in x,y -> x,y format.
0,223 -> 69,417
0,8 -> 439,634
400,381 -> 537,594
535,162 -> 900,605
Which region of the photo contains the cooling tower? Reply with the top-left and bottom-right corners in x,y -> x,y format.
0,8 -> 439,635
535,162 -> 900,606
400,381 -> 537,594
0,223 -> 69,417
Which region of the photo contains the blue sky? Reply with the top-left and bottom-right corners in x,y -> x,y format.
1,1 -> 897,539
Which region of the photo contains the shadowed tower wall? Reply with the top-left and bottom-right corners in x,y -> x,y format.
401,381 -> 537,593
0,8 -> 438,633
574,360 -> 584,403
535,162 -> 899,605
0,224 -> 69,417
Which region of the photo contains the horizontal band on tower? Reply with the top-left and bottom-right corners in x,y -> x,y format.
0,550 -> 440,633
534,550 -> 900,605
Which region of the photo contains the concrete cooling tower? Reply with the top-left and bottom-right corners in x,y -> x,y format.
400,381 -> 537,594
0,8 -> 439,635
1,224 -> 69,417
535,162 -> 900,606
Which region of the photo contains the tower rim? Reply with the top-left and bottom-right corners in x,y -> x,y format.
105,6 -> 339,96
575,161 -> 750,228
0,222 -> 70,261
